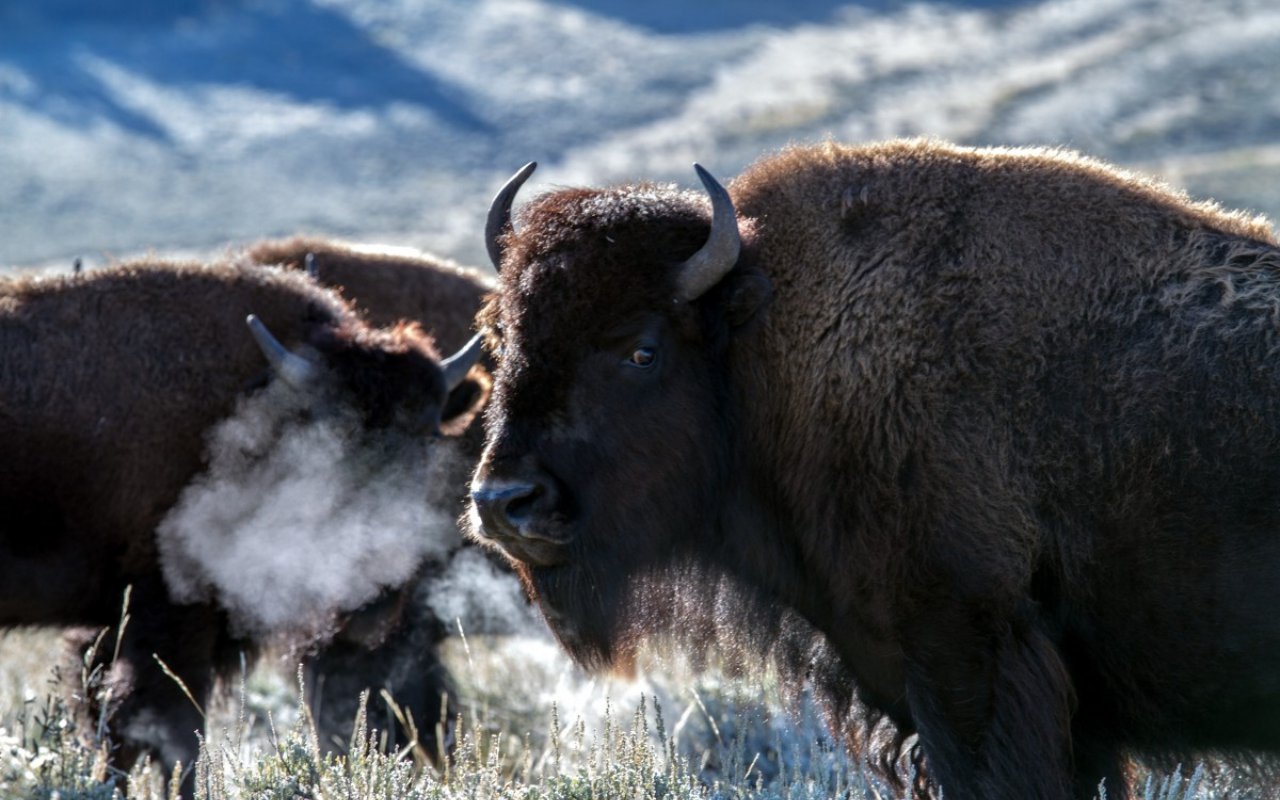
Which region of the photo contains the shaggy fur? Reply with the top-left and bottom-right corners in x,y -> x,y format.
240,236 -> 495,348
0,259 -> 486,794
471,139 -> 1280,800
237,237 -> 497,755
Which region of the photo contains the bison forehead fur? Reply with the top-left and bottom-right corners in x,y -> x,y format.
472,139 -> 1280,800
480,186 -> 715,416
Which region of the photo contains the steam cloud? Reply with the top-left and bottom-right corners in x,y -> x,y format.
157,382 -> 466,641
424,547 -> 542,637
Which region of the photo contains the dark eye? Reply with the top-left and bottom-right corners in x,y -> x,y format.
626,346 -> 657,369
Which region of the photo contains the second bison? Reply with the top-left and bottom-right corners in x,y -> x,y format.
0,258 -> 485,792
235,236 -> 499,759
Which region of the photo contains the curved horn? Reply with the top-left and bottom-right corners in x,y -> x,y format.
440,332 -> 485,392
675,164 -> 741,302
485,161 -> 537,271
246,314 -> 320,389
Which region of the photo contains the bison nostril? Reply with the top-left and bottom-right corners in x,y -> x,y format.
504,484 -> 542,524
473,481 -> 547,538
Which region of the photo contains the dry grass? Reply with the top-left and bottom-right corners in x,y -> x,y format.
0,625 -> 1248,800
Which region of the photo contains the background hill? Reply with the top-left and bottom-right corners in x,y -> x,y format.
4,0 -> 1279,270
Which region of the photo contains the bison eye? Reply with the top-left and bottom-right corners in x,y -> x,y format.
626,346 -> 657,369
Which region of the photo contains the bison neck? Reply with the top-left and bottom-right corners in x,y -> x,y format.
721,296 -> 928,720
718,377 -> 910,717
721,476 -> 909,714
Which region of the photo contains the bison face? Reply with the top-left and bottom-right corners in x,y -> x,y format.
247,315 -> 487,439
468,165 -> 771,668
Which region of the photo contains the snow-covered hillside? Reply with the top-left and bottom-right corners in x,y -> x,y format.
3,0 -> 1279,269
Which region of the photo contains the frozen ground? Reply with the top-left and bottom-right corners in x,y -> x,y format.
3,0 -> 1280,270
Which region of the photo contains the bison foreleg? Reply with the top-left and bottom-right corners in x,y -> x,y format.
303,592 -> 456,761
902,607 -> 1076,800
71,581 -> 228,798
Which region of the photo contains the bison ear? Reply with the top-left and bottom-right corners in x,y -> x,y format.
723,271 -> 772,329
440,368 -> 492,436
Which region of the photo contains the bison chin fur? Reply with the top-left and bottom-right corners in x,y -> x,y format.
516,555 -> 752,670
516,560 -> 629,673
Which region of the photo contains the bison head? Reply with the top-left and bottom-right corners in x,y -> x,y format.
247,314 -> 487,439
468,164 -> 773,668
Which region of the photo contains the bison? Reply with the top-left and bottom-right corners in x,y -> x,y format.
235,236 -> 499,759
468,140 -> 1280,799
0,258 -> 485,793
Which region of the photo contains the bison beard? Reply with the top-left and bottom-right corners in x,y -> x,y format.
522,548 -> 946,791
519,562 -> 628,671
471,142 -> 1280,800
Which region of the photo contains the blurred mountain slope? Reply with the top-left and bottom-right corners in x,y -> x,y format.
3,0 -> 1278,268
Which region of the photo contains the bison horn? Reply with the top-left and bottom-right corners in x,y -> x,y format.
304,252 -> 319,279
441,332 -> 485,392
676,164 -> 741,302
485,161 -> 537,271
246,314 -> 320,389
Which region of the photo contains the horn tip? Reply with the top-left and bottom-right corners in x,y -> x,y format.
692,163 -> 726,194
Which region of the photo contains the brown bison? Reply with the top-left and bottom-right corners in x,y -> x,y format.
0,258 -> 485,792
235,236 -> 498,759
469,141 -> 1280,799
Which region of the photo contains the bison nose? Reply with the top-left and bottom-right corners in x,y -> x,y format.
471,477 -> 562,543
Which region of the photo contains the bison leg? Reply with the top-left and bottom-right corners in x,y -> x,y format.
304,585 -> 455,761
69,581 -> 230,798
902,604 -> 1076,800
